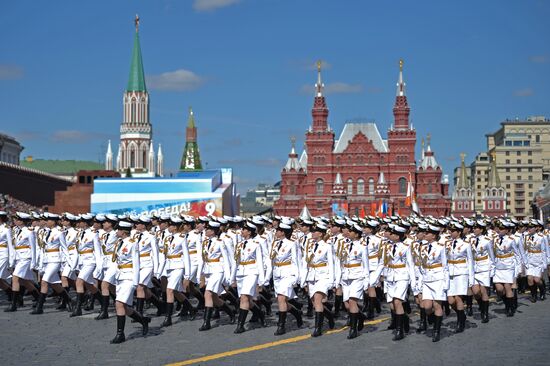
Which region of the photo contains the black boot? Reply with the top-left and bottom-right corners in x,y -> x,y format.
311,311 -> 324,337
5,290 -> 18,312
129,310 -> 151,335
274,311 -> 287,336
70,293 -> 83,317
251,304 -> 267,327
162,302 -> 174,327
96,295 -> 110,320
466,295 -> 473,316
366,297 -> 376,320
403,313 -> 410,333
84,292 -> 100,311
347,312 -> 359,339
259,291 -> 272,316
387,311 -> 396,330
132,298 -> 145,322
110,315 -> 126,344
428,312 -> 435,325
289,305 -> 303,328
432,315 -> 442,342
392,314 -> 404,341
512,290 -> 518,313
505,297 -> 514,317
416,308 -> 427,333
179,298 -> 197,321
539,283 -> 546,301
455,310 -> 465,333
4,287 -> 13,302
374,295 -> 381,314
404,300 -> 412,314
443,301 -> 450,316
234,308 -> 248,334
481,301 -> 489,323
288,298 -> 303,310
530,284 -> 538,303
357,311 -> 365,332
333,295 -> 343,319
199,307 -> 214,331
361,295 -> 370,313
149,294 -> 165,316
30,292 -> 46,315
57,287 -> 70,310
220,303 -> 236,324
323,305 -> 335,329
306,297 -> 313,318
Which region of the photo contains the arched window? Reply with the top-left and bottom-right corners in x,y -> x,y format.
316,178 -> 324,195
289,182 -> 296,195
357,178 -> 365,195
398,177 -> 407,194
130,150 -> 135,167
458,202 -> 463,210
347,178 -> 353,195
495,201 -> 500,209
368,178 -> 375,194
428,183 -> 433,193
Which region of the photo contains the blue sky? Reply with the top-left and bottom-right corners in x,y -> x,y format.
1,0 -> 549,193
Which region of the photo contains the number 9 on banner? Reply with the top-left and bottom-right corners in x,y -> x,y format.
205,202 -> 216,216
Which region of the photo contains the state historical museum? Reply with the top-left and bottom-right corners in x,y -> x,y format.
273,61 -> 451,217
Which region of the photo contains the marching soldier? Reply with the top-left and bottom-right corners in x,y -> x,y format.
525,220 -> 549,302
471,221 -> 495,323
0,211 -> 13,300
96,214 -> 119,320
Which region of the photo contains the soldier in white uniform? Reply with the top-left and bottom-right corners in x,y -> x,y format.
525,220 -> 549,302
5,212 -> 40,312
158,216 -> 194,327
71,214 -> 103,317
96,214 -> 119,320
0,211 -> 14,300
363,220 -> 383,320
446,222 -> 474,333
265,223 -> 302,335
197,221 -> 234,331
185,216 -> 208,310
31,213 -> 73,314
110,221 -> 151,344
58,214 -> 79,310
233,222 -> 266,333
327,218 -> 346,319
301,223 -> 335,337
133,215 -> 163,317
493,220 -> 524,316
471,221 -> 495,323
371,224 -> 416,341
335,223 -> 369,339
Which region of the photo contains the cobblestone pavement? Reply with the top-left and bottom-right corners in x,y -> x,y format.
0,293 -> 549,366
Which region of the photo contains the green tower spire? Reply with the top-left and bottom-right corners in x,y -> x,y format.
126,15 -> 147,92
180,107 -> 203,171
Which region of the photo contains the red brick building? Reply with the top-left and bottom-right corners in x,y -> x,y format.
273,61 -> 451,217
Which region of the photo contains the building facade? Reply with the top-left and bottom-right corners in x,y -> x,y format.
452,116 -> 550,219
274,61 -> 451,217
0,133 -> 23,165
105,16 -> 163,177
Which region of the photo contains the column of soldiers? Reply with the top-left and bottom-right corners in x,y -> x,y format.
0,209 -> 549,343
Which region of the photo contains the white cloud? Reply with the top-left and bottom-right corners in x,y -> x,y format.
300,82 -> 363,95
514,88 -> 534,97
193,0 -> 241,12
0,64 -> 24,80
147,69 -> 204,92
529,55 -> 548,64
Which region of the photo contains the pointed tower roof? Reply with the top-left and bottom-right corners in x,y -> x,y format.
126,15 -> 147,92
106,140 -> 112,155
315,60 -> 324,97
396,59 -> 406,96
311,60 -> 329,132
283,137 -> 302,172
457,153 -> 470,189
392,59 -> 410,130
419,134 -> 439,170
149,141 -> 154,156
187,107 -> 196,128
487,151 -> 501,188
180,107 -> 202,171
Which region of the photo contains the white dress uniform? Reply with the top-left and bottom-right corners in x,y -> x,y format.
524,233 -> 549,277
76,228 -> 103,284
301,239 -> 335,297
372,240 -> 416,302
10,226 -> 37,281
446,238 -> 474,296
233,237 -> 265,297
100,230 -> 119,285
513,232 -> 526,277
39,227 -> 69,284
61,227 -> 79,280
336,239 -> 369,302
158,233 -> 191,293
256,233 -> 271,286
493,235 -> 523,284
0,223 -> 13,280
198,236 -> 232,295
134,231 -> 159,288
420,241 -> 449,301
113,237 -> 140,305
366,234 -> 383,288
155,228 -> 169,278
410,239 -> 425,296
471,235 -> 496,287
265,238 -> 300,299
186,229 -> 204,283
